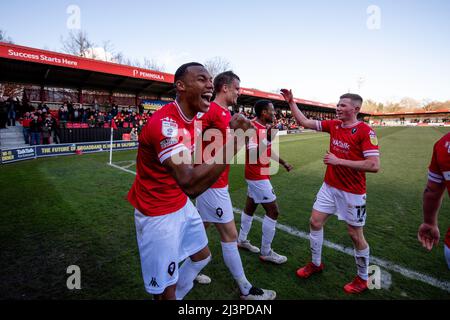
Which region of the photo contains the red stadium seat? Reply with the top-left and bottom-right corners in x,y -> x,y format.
73,123 -> 81,128
81,123 -> 89,128
66,122 -> 73,128
103,123 -> 110,128
122,133 -> 131,140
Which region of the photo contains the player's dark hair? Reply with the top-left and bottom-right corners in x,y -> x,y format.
174,62 -> 204,84
254,99 -> 272,117
340,93 -> 363,106
213,71 -> 240,93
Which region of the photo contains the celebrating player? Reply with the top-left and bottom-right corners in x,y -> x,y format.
280,89 -> 380,294
127,62 -> 252,300
418,132 -> 450,269
237,99 -> 293,264
194,71 -> 276,300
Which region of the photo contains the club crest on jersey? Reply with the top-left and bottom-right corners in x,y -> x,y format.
352,128 -> 358,134
168,262 -> 176,276
162,120 -> 178,138
197,112 -> 205,119
216,207 -> 223,218
369,130 -> 378,146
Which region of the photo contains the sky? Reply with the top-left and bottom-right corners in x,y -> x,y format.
1,0 -> 449,104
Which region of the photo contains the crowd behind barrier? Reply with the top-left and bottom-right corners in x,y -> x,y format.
0,97 -> 339,146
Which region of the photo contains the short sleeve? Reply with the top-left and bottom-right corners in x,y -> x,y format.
428,142 -> 444,184
316,120 -> 334,133
361,128 -> 380,158
150,118 -> 189,164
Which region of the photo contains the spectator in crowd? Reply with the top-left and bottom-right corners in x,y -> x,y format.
21,112 -> 32,144
59,104 -> 69,128
7,97 -> 17,126
97,112 -> 105,127
130,127 -> 138,141
29,113 -> 42,145
42,114 -> 53,145
67,102 -> 74,121
49,113 -> 59,144
0,98 -> 8,129
88,115 -> 96,128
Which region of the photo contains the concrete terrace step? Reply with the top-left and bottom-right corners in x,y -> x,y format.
0,124 -> 27,149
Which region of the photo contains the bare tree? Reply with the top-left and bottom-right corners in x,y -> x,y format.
142,57 -> 166,72
203,56 -> 231,78
61,30 -> 94,57
0,29 -> 13,43
101,40 -> 115,62
112,51 -> 125,64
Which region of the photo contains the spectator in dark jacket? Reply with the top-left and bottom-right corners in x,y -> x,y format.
29,114 -> 42,145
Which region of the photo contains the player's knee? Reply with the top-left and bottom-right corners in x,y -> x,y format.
310,217 -> 323,230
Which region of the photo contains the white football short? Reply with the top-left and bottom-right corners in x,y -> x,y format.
246,179 -> 277,204
134,199 -> 208,294
313,182 -> 367,227
196,186 -> 234,223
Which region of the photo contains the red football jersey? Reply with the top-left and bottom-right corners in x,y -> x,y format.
316,120 -> 380,195
245,119 -> 272,181
428,132 -> 450,197
127,101 -> 195,216
198,101 -> 231,188
427,132 -> 450,248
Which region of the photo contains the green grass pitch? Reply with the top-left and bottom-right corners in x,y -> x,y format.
0,126 -> 449,299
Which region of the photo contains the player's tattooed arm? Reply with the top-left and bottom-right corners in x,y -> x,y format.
418,180 -> 445,250
422,180 -> 445,225
280,89 -> 317,130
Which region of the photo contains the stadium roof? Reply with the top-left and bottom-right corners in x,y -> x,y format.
0,42 -> 340,113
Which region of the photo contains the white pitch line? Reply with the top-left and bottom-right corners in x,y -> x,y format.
108,163 -> 137,175
108,162 -> 450,293
232,207 -> 450,293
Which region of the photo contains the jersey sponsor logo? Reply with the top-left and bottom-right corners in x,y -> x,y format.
149,277 -> 160,288
332,138 -> 350,150
162,120 -> 178,138
216,207 -> 223,218
168,262 -> 176,276
160,137 -> 178,149
369,130 -> 378,146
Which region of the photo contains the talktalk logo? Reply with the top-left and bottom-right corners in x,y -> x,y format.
133,69 -> 164,81
332,138 -> 350,150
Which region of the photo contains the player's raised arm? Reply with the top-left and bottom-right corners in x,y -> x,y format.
163,113 -> 252,198
280,89 -> 317,130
